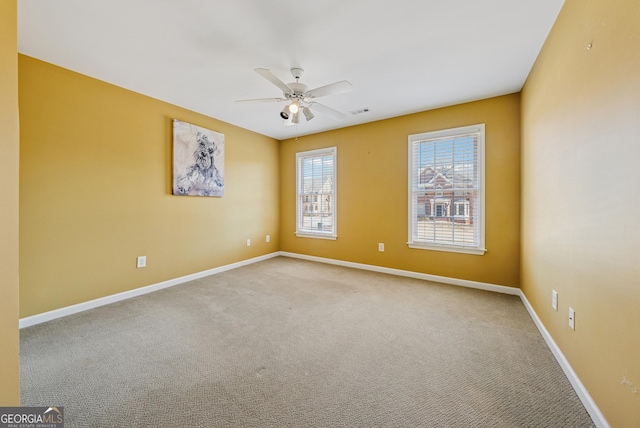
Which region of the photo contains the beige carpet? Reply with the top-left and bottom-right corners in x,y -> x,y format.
21,256 -> 594,427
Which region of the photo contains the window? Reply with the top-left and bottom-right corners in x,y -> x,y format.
408,124 -> 485,255
454,200 -> 469,217
296,147 -> 337,239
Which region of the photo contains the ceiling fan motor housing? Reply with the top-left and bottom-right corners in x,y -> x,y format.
286,82 -> 309,100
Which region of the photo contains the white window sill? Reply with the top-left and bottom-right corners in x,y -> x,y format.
296,232 -> 337,240
407,242 -> 486,255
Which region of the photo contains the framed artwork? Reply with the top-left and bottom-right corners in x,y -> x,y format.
172,119 -> 224,197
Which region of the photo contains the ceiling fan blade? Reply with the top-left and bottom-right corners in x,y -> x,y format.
309,102 -> 348,121
255,68 -> 292,94
235,97 -> 286,103
306,80 -> 353,99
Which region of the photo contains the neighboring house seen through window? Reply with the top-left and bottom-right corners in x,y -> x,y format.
408,124 -> 485,255
296,147 -> 337,239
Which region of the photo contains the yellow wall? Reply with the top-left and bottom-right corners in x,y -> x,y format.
18,55 -> 280,317
521,0 -> 640,425
280,94 -> 521,287
0,0 -> 20,405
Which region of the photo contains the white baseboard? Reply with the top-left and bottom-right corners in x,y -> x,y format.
518,292 -> 609,428
278,251 -> 521,295
19,249 -> 608,427
19,252 -> 280,329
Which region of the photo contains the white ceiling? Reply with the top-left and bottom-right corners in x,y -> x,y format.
18,0 -> 565,140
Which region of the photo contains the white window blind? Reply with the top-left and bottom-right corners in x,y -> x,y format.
408,124 -> 485,255
296,147 -> 337,239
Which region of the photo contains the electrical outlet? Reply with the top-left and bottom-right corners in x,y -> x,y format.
569,307 -> 575,330
246,239 -> 251,247
266,235 -> 270,243
552,290 -> 558,311
378,243 -> 384,252
137,256 -> 146,268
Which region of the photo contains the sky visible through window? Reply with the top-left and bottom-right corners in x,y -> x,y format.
301,155 -> 333,193
416,134 -> 477,188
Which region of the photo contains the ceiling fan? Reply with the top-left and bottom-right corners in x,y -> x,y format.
236,68 -> 352,125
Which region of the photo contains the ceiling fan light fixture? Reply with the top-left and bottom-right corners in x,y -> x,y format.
303,106 -> 314,121
244,67 -> 353,127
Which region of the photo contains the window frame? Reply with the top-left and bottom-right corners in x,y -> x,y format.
407,124 -> 486,255
296,147 -> 337,240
